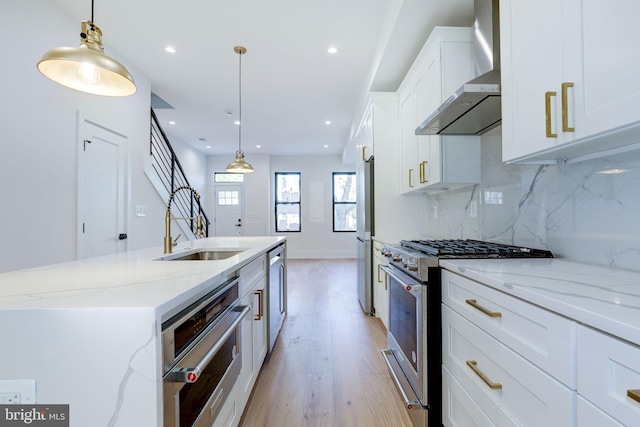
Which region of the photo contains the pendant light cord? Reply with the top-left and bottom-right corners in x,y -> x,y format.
91,0 -> 94,22
238,50 -> 242,152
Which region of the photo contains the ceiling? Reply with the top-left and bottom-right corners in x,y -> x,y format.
49,0 -> 474,160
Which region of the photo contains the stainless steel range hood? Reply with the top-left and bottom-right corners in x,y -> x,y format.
415,0 -> 501,136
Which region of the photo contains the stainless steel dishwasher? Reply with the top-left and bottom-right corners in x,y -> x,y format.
268,245 -> 286,351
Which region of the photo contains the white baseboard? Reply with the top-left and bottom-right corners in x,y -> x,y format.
286,250 -> 356,259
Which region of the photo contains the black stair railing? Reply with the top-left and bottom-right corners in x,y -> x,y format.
150,108 -> 210,238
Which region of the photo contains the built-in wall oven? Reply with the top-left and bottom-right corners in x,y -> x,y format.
381,239 -> 554,427
162,276 -> 250,427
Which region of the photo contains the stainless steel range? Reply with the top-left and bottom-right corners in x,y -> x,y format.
381,239 -> 553,427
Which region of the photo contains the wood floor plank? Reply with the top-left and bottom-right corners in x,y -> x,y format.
238,259 -> 413,427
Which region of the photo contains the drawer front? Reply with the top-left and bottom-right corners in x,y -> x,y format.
443,365 -> 517,427
577,325 -> 640,426
442,269 -> 576,387
577,396 -> 624,427
442,305 -> 575,427
239,255 -> 266,297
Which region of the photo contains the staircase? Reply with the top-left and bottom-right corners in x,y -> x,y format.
149,108 -> 210,238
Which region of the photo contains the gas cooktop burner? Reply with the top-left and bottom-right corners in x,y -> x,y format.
400,239 -> 553,259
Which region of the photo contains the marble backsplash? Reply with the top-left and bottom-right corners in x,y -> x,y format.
423,128 -> 640,272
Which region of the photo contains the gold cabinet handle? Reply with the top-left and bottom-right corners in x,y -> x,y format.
545,91 -> 557,138
362,146 -> 367,161
628,389 -> 640,404
419,161 -> 428,184
466,299 -> 502,318
561,82 -> 575,132
466,360 -> 502,389
254,289 -> 264,320
408,169 -> 414,187
377,264 -> 383,283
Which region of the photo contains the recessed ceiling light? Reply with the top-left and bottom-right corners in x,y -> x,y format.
206,145 -> 212,149
169,121 -> 175,125
597,168 -> 628,174
324,144 -> 329,148
256,145 -> 261,149
328,47 -> 337,54
234,120 -> 240,125
325,120 -> 331,125
165,46 -> 176,53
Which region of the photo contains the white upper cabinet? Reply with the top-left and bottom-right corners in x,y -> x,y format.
501,0 -> 640,164
399,27 -> 481,194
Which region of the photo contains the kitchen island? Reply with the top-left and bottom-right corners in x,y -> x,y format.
0,236 -> 285,426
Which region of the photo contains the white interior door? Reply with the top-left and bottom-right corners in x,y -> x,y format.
77,118 -> 127,259
214,184 -> 244,236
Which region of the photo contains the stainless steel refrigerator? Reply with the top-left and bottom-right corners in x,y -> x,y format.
356,158 -> 374,314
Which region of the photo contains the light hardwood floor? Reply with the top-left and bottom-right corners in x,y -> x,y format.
239,258 -> 413,427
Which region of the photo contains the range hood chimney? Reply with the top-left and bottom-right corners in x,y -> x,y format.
415,0 -> 501,136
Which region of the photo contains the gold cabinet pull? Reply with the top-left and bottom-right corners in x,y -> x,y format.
254,289 -> 264,320
545,91 -> 557,138
561,82 -> 575,132
419,161 -> 428,184
466,299 -> 502,318
628,389 -> 640,404
377,264 -> 383,283
361,146 -> 367,161
467,360 -> 502,389
409,169 -> 414,187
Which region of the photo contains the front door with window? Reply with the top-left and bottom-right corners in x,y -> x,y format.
214,184 -> 244,236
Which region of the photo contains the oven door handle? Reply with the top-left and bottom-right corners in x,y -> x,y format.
167,305 -> 250,383
380,265 -> 418,289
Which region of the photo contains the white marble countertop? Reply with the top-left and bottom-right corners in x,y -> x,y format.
0,236 -> 285,315
439,258 -> 640,346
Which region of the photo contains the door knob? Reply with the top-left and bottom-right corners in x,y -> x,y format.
118,233 -> 128,240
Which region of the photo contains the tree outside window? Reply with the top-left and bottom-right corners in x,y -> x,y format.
333,172 -> 356,232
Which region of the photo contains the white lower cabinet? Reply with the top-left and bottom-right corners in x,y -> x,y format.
442,304 -> 574,426
372,240 -> 389,329
577,325 -> 640,426
578,397 -> 624,427
441,269 -> 576,387
214,256 -> 268,427
443,364 -> 518,427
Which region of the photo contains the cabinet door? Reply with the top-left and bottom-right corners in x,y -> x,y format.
372,242 -> 389,329
360,107 -> 374,162
238,291 -> 255,401
500,0 -> 566,161
577,325 -> 640,427
252,277 -> 268,370
568,0 -> 640,141
400,90 -> 419,192
577,397 -> 624,427
442,305 -> 575,427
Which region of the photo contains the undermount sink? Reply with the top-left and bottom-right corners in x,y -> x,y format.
157,249 -> 246,261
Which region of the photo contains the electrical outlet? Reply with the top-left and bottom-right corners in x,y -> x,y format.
470,201 -> 477,218
433,205 -> 438,218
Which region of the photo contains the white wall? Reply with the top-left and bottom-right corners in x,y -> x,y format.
0,2 -> 206,272
270,155 -> 356,258
207,154 -> 356,258
208,154 -> 272,237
